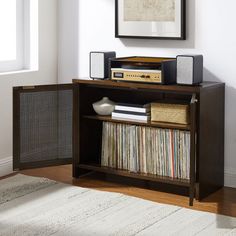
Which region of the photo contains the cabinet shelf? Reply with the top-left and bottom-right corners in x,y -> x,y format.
83,115 -> 191,131
79,164 -> 190,187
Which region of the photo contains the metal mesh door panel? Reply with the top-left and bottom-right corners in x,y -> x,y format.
19,89 -> 72,164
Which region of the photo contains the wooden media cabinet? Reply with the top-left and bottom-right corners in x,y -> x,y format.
13,79 -> 225,206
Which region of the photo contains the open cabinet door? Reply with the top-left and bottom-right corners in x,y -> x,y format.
13,84 -> 73,170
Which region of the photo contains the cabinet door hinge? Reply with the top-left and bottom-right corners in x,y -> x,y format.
22,86 -> 35,90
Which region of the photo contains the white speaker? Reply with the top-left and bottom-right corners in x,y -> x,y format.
177,55 -> 203,85
90,51 -> 116,79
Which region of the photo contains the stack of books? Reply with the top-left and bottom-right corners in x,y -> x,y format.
112,103 -> 150,122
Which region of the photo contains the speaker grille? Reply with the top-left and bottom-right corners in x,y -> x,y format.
90,53 -> 104,79
177,56 -> 193,85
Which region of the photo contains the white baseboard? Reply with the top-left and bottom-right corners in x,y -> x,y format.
0,157 -> 13,178
224,169 -> 236,188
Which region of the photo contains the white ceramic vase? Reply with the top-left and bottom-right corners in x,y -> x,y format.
92,97 -> 115,116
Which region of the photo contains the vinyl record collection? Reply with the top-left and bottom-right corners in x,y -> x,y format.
101,122 -> 190,180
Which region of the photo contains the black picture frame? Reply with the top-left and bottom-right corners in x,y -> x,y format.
115,0 -> 186,40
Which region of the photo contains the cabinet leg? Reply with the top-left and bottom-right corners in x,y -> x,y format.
189,195 -> 194,206
189,186 -> 195,206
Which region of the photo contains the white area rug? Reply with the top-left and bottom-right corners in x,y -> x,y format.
0,174 -> 236,236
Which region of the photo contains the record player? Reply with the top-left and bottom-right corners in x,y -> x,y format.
110,57 -> 176,84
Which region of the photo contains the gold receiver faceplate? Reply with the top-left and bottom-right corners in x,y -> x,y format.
111,68 -> 162,83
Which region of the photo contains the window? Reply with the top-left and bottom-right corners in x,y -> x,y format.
0,0 -> 38,73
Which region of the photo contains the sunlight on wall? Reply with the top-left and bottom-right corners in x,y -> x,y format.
0,0 -> 16,61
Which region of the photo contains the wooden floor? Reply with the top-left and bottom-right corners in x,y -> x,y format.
11,164 -> 235,217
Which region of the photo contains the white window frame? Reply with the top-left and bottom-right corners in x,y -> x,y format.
0,0 -> 38,74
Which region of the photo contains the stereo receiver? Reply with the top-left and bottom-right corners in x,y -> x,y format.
110,57 -> 176,84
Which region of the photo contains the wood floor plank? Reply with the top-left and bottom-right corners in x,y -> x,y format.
13,164 -> 236,217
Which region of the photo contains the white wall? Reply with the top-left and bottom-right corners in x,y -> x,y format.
59,0 -> 236,187
58,0 -> 79,83
0,0 -> 58,176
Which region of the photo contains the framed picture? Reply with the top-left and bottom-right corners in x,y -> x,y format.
115,0 -> 186,40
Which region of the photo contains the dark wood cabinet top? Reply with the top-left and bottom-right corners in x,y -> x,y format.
73,78 -> 224,94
